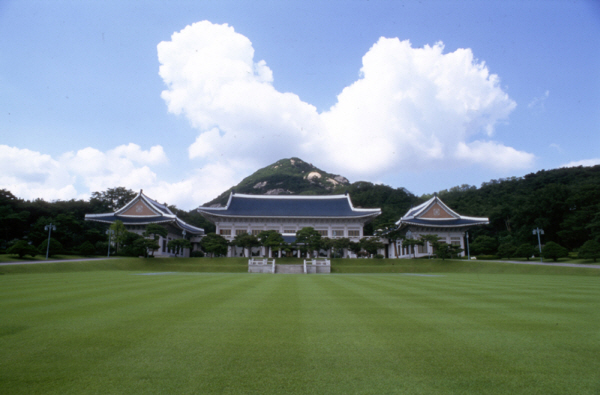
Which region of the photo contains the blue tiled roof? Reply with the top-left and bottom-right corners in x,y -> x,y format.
401,218 -> 489,227
198,194 -> 380,218
84,214 -> 204,234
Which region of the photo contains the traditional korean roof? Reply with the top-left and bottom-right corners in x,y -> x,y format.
84,190 -> 204,235
197,193 -> 381,221
395,195 -> 488,229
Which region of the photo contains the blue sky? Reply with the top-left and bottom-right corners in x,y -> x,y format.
1,0 -> 599,209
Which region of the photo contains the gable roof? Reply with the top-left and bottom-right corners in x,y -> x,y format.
197,193 -> 381,220
396,195 -> 488,228
85,190 -> 204,235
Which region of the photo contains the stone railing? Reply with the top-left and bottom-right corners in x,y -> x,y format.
248,258 -> 276,274
305,258 -> 331,266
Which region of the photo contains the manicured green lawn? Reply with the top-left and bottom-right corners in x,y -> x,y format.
1,267 -> 599,394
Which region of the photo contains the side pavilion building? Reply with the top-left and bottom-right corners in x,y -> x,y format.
197,193 -> 381,257
391,195 -> 489,258
85,190 -> 204,257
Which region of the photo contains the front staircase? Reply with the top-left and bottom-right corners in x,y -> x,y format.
274,264 -> 305,274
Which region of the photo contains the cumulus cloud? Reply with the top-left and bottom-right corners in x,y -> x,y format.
1,144 -> 183,204
158,21 -> 534,182
561,158 -> 600,168
158,21 -> 320,164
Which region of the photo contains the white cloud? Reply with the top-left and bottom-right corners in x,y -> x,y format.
158,21 -> 319,164
0,144 -> 197,205
144,162 -> 241,209
0,145 -> 77,201
528,90 -> 550,112
158,22 -> 533,182
561,158 -> 600,168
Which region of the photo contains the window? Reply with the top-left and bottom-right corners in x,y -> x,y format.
450,237 -> 461,246
316,230 -> 328,237
220,229 -> 231,236
348,230 -> 360,237
236,229 -> 247,236
332,230 -> 344,237
283,229 -> 296,234
251,229 -> 262,236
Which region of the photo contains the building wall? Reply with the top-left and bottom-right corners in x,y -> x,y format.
213,217 -> 370,257
389,227 -> 466,259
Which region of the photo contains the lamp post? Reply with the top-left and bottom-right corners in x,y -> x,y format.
44,223 -> 56,260
182,230 -> 187,257
466,231 -> 470,261
106,229 -> 114,258
532,228 -> 544,262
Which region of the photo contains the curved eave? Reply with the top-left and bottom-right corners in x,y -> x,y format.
85,215 -> 203,235
399,219 -> 489,228
196,211 -> 381,220
85,217 -> 175,225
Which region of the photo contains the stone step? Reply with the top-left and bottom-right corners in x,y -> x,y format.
275,264 -> 305,274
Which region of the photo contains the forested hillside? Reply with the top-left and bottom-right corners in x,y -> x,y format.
0,188 -> 215,255
429,165 -> 600,251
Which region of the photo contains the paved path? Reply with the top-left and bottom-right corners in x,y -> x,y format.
0,257 -> 122,266
453,259 -> 600,269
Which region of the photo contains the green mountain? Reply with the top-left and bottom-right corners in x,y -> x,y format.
204,158 -> 352,207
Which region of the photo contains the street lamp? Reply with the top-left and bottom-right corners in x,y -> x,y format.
532,228 -> 544,262
44,223 -> 56,260
181,230 -> 187,257
106,229 -> 115,258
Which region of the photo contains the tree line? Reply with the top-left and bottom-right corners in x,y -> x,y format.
0,187 -> 214,257
2,165 -> 600,261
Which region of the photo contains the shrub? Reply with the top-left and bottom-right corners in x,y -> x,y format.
78,241 -> 96,256
515,244 -> 536,261
38,238 -> 64,257
6,240 -> 39,258
374,254 -> 384,259
578,240 -> 600,262
190,250 -> 205,258
542,242 -> 568,262
497,243 -> 517,259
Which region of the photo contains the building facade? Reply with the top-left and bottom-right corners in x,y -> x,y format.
197,193 -> 381,257
390,195 -> 489,258
84,190 -> 204,257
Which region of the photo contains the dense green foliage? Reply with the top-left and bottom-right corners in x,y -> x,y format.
0,187 -> 213,254
542,241 -> 569,262
578,240 -> 600,262
1,269 -> 599,394
2,163 -> 599,258
435,166 -> 600,250
5,240 -> 39,258
199,233 -> 229,257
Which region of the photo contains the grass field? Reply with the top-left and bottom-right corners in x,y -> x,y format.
1,260 -> 599,394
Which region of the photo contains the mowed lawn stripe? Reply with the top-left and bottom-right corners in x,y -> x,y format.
0,273 -> 270,394
1,272 -> 599,394
337,273 -> 600,394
